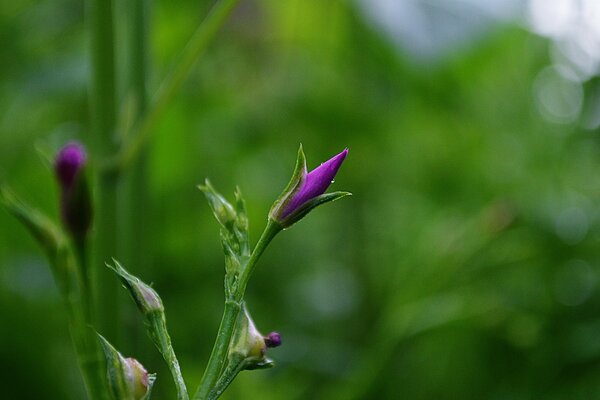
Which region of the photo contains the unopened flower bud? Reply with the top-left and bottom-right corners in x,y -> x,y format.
125,357 -> 150,400
264,332 -> 282,348
98,334 -> 154,400
229,304 -> 281,370
54,142 -> 92,239
108,260 -> 164,315
270,146 -> 350,227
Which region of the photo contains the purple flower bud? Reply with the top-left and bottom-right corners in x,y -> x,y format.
281,149 -> 347,218
54,142 -> 92,238
55,142 -> 87,190
270,146 -> 350,227
264,332 -> 282,348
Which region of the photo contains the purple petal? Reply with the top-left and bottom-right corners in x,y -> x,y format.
281,148 -> 348,218
55,142 -> 87,190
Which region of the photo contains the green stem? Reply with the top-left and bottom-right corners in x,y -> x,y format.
74,236 -> 94,323
88,0 -> 120,342
207,354 -> 246,400
235,219 -> 282,299
194,300 -> 241,400
149,313 -> 189,400
193,220 -> 281,400
113,0 -> 241,171
120,0 -> 150,356
58,244 -> 108,400
68,294 -> 109,400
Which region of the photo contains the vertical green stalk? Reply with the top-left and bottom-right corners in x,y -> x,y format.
88,0 -> 119,341
120,0 -> 150,355
193,220 -> 281,400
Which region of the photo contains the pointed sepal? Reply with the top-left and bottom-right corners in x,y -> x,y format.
107,259 -> 163,315
98,334 -> 154,400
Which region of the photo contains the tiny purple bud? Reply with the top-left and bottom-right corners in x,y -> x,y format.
281,149 -> 347,219
54,142 -> 92,238
264,332 -> 282,348
55,142 -> 87,190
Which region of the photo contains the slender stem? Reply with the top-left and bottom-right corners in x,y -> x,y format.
235,220 -> 281,300
88,0 -> 120,342
149,313 -> 189,400
74,236 -> 94,323
194,300 -> 241,400
60,246 -> 108,400
193,220 -> 281,400
112,0 -> 241,171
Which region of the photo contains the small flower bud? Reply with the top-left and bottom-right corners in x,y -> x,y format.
270,146 -> 350,227
54,142 -> 92,239
107,260 -> 164,315
264,332 -> 282,348
229,304 -> 281,370
125,358 -> 150,400
98,334 -> 154,400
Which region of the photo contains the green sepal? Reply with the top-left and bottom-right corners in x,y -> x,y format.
98,334 -> 132,399
107,259 -> 164,315
233,186 -> 250,256
198,179 -> 236,229
279,191 -> 352,228
207,304 -> 276,399
244,358 -> 275,370
142,374 -> 157,400
228,303 -> 275,371
98,334 -> 153,400
268,144 -> 307,221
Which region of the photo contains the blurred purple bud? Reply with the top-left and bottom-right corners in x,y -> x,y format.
55,142 -> 86,190
264,332 -> 282,348
54,142 -> 92,238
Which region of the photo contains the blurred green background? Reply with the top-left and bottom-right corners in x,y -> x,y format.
2,0 -> 600,399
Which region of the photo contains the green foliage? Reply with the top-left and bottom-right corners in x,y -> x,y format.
2,1 -> 600,399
